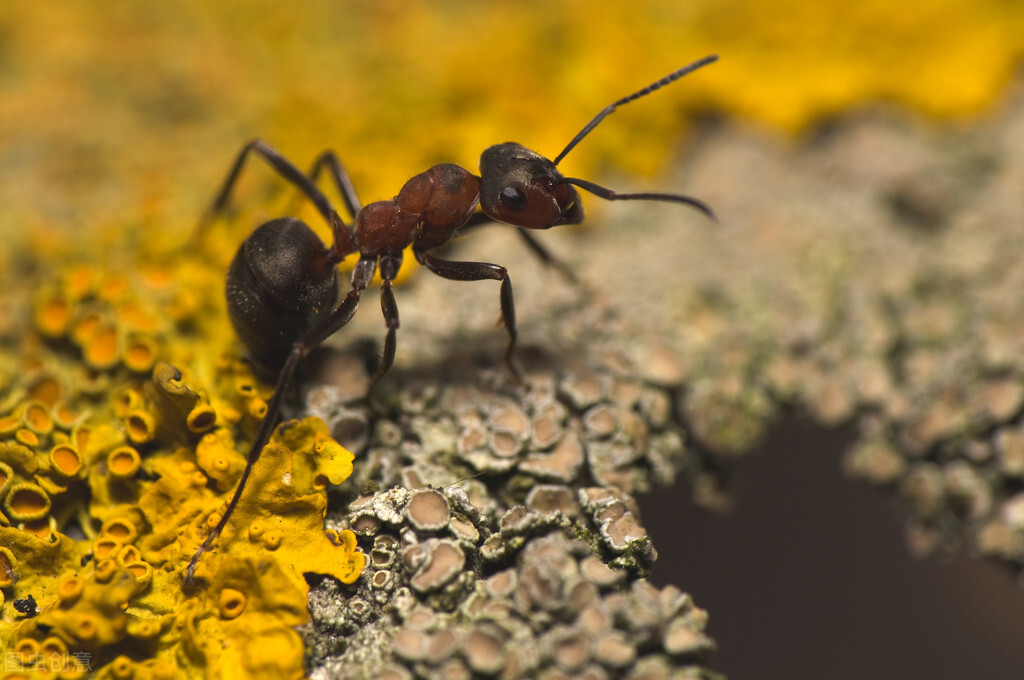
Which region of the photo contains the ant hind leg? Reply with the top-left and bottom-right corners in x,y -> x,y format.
304,150 -> 362,220
195,138 -> 338,241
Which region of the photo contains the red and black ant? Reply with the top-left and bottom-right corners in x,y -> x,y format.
184,54 -> 718,582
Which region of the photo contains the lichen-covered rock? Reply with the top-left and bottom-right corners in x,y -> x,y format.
304,524 -> 714,679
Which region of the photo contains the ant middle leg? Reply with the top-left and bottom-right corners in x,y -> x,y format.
367,253 -> 402,394
457,213 -> 576,283
414,249 -> 521,382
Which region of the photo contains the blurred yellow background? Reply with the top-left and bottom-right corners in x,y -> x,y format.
0,0 -> 1021,255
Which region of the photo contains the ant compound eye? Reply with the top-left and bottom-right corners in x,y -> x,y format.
499,186 -> 526,211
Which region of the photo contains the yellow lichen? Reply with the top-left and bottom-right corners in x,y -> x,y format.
137,417 -> 364,593
2,257 -> 364,676
1,441 -> 39,475
194,430 -> 245,492
0,546 -> 16,587
0,461 -> 13,497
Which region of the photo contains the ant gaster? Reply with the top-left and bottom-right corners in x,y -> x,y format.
185,55 -> 718,583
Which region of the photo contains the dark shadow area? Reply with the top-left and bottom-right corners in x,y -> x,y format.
640,419 -> 1024,680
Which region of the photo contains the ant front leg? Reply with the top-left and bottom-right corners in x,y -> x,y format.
513,229 -> 578,284
459,213 -> 576,283
184,255 -> 378,586
197,138 -> 337,234
414,249 -> 521,382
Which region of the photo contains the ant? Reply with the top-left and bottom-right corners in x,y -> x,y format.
184,54 -> 718,583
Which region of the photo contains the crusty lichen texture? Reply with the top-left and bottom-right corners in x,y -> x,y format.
0,255 -> 364,678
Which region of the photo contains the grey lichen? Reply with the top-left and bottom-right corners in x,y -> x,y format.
301,317 -> 719,676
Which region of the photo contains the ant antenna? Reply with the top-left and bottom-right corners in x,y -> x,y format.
549,54 -> 719,220
443,470 -> 487,490
551,54 -> 718,167
558,176 -> 716,220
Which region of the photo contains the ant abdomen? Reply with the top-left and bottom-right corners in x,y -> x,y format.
226,216 -> 339,371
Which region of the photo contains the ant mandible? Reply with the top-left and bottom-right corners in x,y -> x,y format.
184,54 -> 718,583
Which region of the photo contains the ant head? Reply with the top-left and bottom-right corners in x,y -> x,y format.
478,143 -> 584,229
479,55 -> 720,229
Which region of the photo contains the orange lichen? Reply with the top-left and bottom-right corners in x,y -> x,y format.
0,528 -> 89,595
144,556 -> 301,679
186,403 -> 217,434
58,576 -> 86,604
110,656 -> 134,680
108,445 -> 142,479
0,264 -> 366,677
34,291 -> 72,338
0,415 -> 20,436
4,483 -> 52,522
20,400 -> 54,435
26,567 -> 142,650
84,323 -> 120,370
117,544 -> 143,566
124,559 -> 155,589
14,429 -> 39,449
28,376 -> 63,407
124,409 -> 157,445
93,558 -> 119,584
124,334 -> 159,373
101,516 -> 140,544
18,518 -> 57,540
49,442 -> 84,478
218,587 -> 246,619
